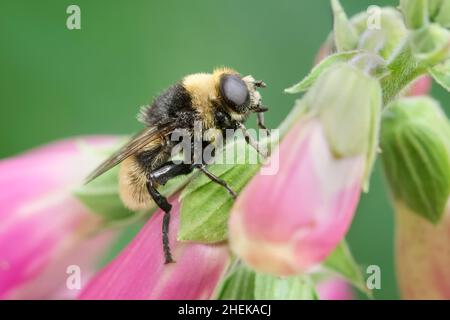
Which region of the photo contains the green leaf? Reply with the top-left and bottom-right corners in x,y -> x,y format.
331,0 -> 358,52
284,51 -> 360,94
75,165 -> 135,221
73,142 -> 135,221
254,273 -> 319,300
178,139 -> 261,243
323,241 -> 369,295
216,263 -> 256,300
429,60 -> 450,91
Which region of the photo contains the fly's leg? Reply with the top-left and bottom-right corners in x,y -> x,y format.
146,177 -> 174,264
150,161 -> 194,185
146,159 -> 238,264
147,162 -> 194,264
194,164 -> 237,199
238,122 -> 267,159
257,112 -> 270,136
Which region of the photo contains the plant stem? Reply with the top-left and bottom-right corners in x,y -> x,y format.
380,41 -> 427,105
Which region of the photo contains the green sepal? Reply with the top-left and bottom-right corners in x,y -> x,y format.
323,240 -> 370,296
284,51 -> 361,94
410,24 -> 450,66
331,0 -> 358,52
429,0 -> 444,19
254,273 -> 319,300
429,59 -> 450,91
215,263 -> 256,300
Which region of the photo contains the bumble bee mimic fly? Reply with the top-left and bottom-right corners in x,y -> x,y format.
86,67 -> 268,263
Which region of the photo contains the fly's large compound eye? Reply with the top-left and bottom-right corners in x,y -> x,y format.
219,74 -> 249,112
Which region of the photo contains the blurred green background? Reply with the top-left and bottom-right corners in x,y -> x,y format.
1,0 -> 449,299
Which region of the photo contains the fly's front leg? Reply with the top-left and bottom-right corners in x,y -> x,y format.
238,122 -> 267,159
257,112 -> 270,136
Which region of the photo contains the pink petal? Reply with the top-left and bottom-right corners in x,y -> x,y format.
79,197 -> 230,300
0,136 -> 119,299
396,200 -> 450,299
229,119 -> 364,275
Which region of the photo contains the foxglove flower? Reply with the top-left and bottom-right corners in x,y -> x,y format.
395,201 -> 450,299
229,62 -> 381,275
79,197 -> 230,300
0,137 -> 119,299
381,97 -> 450,299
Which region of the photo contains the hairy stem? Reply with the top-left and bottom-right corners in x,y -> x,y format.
380,41 -> 428,105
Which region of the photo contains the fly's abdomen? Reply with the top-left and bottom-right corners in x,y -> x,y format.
119,156 -> 154,211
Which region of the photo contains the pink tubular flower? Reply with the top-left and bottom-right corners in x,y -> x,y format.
396,201 -> 450,299
0,136 -> 119,299
79,197 -> 230,300
229,62 -> 380,276
317,278 -> 354,300
229,118 -> 365,276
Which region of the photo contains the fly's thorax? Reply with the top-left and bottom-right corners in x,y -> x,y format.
183,73 -> 218,129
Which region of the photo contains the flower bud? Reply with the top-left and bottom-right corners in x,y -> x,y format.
429,0 -> 450,28
229,63 -> 381,275
384,98 -> 450,299
381,97 -> 450,223
351,7 -> 408,60
331,0 -> 358,52
307,63 -> 381,164
317,6 -> 408,62
400,0 -> 429,29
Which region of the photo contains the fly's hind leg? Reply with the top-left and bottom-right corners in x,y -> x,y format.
147,160 -> 237,264
146,177 -> 174,264
146,161 -> 194,264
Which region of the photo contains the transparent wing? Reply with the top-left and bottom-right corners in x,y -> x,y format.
85,125 -> 174,184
